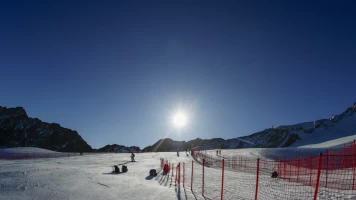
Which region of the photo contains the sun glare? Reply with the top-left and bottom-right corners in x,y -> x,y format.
172,111 -> 188,128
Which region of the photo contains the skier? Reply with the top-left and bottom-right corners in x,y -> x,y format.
216,150 -> 218,156
131,152 -> 135,161
271,171 -> 278,178
177,151 -> 179,157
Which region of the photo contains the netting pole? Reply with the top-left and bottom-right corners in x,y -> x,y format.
179,163 -> 181,185
353,140 -> 356,190
288,161 -> 291,182
284,160 -> 286,180
309,157 -> 312,186
297,157 -> 300,182
221,159 -> 224,200
343,144 -> 346,168
255,158 -> 260,200
313,153 -> 322,200
171,163 -> 174,184
191,160 -> 193,191
202,159 -> 205,196
175,165 -> 178,185
326,150 -> 329,188
183,162 -> 185,188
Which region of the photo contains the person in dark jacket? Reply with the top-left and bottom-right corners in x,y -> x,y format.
131,152 -> 135,161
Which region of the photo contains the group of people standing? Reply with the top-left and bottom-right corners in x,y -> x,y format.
216,149 -> 221,156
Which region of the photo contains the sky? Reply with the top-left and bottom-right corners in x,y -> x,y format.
1,1 -> 356,149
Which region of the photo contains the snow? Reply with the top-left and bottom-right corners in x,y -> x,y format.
298,135 -> 356,149
0,147 -> 58,154
235,137 -> 256,146
291,113 -> 356,148
1,147 -> 355,199
0,148 -> 203,200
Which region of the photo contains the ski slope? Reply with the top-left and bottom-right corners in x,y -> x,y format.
0,148 -> 203,200
0,147 -> 355,200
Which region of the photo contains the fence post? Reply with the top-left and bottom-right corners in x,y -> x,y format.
202,159 -> 205,196
175,165 -> 178,185
179,163 -> 181,185
221,159 -> 225,200
191,160 -> 193,191
309,157 -> 312,186
297,157 -> 300,182
326,150 -> 329,188
284,160 -> 286,179
171,163 -> 174,184
183,162 -> 185,188
288,161 -> 291,182
353,140 -> 356,190
255,158 -> 260,200
313,154 -> 323,200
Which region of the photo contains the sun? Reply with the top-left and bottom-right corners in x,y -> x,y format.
172,111 -> 188,128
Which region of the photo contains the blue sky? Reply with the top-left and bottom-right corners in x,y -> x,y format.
1,1 -> 356,149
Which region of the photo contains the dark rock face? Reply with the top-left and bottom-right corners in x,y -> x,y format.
97,144 -> 141,152
143,138 -> 225,152
144,103 -> 356,151
0,106 -> 92,152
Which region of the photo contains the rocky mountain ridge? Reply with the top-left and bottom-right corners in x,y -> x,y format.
144,102 -> 356,151
0,106 -> 92,152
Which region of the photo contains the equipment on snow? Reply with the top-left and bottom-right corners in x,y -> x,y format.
163,164 -> 170,174
271,171 -> 278,178
112,165 -> 120,173
122,165 -> 128,172
149,169 -> 157,176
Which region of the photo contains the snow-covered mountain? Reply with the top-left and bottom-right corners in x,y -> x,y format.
0,106 -> 92,152
96,144 -> 141,153
224,102 -> 356,149
143,138 -> 225,152
145,102 -> 356,151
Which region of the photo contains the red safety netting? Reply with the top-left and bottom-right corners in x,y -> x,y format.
160,140 -> 356,200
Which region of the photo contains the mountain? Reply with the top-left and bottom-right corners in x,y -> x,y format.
142,138 -> 225,152
224,102 -> 356,149
97,144 -> 141,153
144,102 -> 356,151
0,106 -> 92,152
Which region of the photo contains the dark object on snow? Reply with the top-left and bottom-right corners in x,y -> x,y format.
122,165 -> 128,172
113,165 -> 120,173
271,171 -> 278,178
149,169 -> 157,176
163,164 -> 170,174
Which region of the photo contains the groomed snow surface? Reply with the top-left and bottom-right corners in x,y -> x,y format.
0,148 -> 201,200
1,146 -> 356,200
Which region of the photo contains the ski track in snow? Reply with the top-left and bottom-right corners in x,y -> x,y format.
1,148 -> 356,199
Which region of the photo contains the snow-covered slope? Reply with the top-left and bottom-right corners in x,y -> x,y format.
96,144 -> 141,153
223,103 -> 356,149
0,147 -> 58,154
0,148 -> 202,200
144,103 -> 355,151
1,147 -> 355,200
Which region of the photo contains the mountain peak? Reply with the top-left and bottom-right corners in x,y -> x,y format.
0,105 -> 92,152
0,106 -> 28,119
